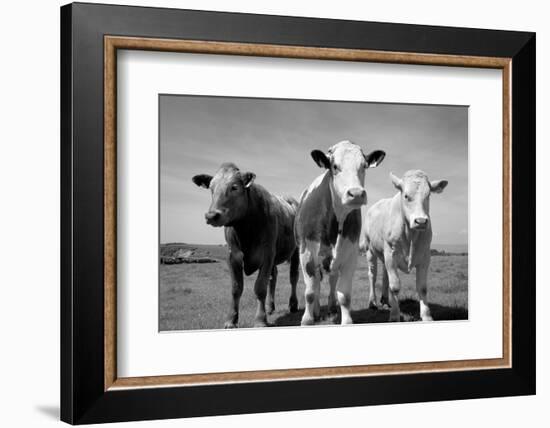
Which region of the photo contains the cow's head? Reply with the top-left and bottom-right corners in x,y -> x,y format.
390,170 -> 448,231
192,163 -> 255,227
311,140 -> 385,214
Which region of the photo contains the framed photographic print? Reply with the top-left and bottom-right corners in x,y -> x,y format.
60,2 -> 535,424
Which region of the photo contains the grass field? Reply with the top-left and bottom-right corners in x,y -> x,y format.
159,243 -> 468,331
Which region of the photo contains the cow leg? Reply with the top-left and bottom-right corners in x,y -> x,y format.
366,249 -> 378,310
327,271 -> 338,315
416,262 -> 433,321
300,241 -> 320,326
288,249 -> 299,313
266,266 -> 278,315
336,248 -> 359,325
322,254 -> 337,316
225,250 -> 244,329
384,255 -> 402,322
313,268 -> 321,320
253,261 -> 273,328
380,267 -> 390,308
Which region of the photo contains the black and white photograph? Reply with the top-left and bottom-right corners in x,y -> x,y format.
159,95 -> 468,331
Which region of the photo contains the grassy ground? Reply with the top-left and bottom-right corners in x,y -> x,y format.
159,244 -> 468,331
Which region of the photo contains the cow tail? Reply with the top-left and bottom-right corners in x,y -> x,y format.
288,248 -> 300,313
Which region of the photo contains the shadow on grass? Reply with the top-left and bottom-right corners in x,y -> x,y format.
273,306 -> 339,326
273,298 -> 468,326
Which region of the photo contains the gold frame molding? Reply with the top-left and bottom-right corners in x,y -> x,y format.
104,35 -> 512,391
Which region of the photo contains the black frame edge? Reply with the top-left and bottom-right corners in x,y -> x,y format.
71,1 -> 533,57
511,33 -> 536,393
60,3 -> 74,425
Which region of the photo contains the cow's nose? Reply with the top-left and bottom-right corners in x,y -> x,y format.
346,188 -> 367,203
414,217 -> 429,225
205,211 -> 221,222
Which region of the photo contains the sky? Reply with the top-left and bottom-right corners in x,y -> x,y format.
160,95 -> 468,247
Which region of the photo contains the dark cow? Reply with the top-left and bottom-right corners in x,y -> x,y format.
295,141 -> 386,325
192,163 -> 299,328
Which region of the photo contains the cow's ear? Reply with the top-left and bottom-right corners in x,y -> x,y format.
364,150 -> 386,168
430,179 -> 448,194
192,174 -> 213,189
390,172 -> 403,191
311,150 -> 331,169
242,172 -> 256,188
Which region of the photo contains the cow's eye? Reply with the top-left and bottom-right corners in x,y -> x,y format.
332,164 -> 340,173
231,184 -> 240,191
404,194 -> 411,201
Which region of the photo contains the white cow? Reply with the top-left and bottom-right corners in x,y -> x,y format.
360,170 -> 448,322
295,141 -> 385,325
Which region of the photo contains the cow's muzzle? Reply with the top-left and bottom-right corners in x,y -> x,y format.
344,187 -> 367,206
412,217 -> 429,230
205,210 -> 224,227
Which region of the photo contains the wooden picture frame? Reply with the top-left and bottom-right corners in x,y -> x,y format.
61,2 -> 535,424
